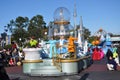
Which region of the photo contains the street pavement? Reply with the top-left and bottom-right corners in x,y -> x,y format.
6,58 -> 120,80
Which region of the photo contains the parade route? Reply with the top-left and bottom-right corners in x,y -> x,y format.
5,58 -> 120,80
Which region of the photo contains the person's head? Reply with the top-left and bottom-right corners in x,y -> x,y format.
109,56 -> 113,60
107,49 -> 112,53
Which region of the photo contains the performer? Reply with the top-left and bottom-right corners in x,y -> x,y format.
46,37 -> 57,58
99,48 -> 104,59
67,35 -> 77,58
92,47 -> 101,60
29,36 -> 38,48
68,36 -> 77,53
57,35 -> 68,54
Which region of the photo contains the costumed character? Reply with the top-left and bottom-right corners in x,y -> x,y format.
68,36 -> 77,58
99,48 -> 104,59
46,37 -> 57,58
29,37 -> 38,48
92,47 -> 101,60
57,35 -> 68,54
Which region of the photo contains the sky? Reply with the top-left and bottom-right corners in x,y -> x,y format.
0,0 -> 120,35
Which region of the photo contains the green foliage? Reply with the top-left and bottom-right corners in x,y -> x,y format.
28,15 -> 46,39
88,36 -> 96,43
5,15 -> 47,47
76,25 -> 91,40
6,16 -> 29,44
15,16 -> 29,28
83,27 -> 91,40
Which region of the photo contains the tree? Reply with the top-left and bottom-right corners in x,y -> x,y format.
76,25 -> 91,40
6,16 -> 29,44
83,27 -> 91,40
88,36 -> 96,43
12,28 -> 28,44
28,15 -> 47,39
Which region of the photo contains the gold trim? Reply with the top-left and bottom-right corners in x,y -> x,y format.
59,59 -> 79,63
54,21 -> 70,25
55,56 -> 91,63
22,60 -> 43,63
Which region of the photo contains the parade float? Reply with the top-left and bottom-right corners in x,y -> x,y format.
91,28 -> 112,60
93,28 -> 112,51
22,37 -> 43,74
22,7 -> 92,76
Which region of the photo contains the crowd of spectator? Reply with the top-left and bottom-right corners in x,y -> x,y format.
0,42 -> 25,67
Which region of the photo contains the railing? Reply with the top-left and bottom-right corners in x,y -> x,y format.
52,44 -> 91,72
52,46 -> 62,72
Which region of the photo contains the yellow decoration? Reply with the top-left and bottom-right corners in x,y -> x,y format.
30,39 -> 38,47
113,51 -> 118,58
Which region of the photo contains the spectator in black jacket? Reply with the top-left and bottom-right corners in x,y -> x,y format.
106,49 -> 117,70
0,49 -> 10,80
